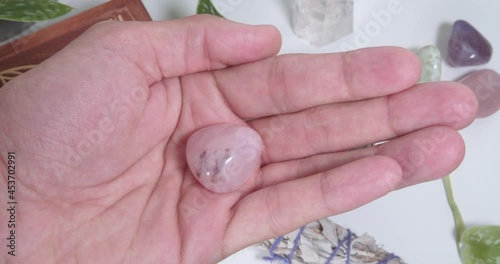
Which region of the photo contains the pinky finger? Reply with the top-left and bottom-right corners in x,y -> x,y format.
222,156 -> 402,256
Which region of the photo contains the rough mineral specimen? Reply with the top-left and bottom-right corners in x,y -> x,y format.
459,69 -> 500,118
293,0 -> 354,47
416,45 -> 442,83
185,124 -> 263,193
448,20 -> 493,67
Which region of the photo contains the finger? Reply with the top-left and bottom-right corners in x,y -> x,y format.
259,126 -> 465,189
213,46 -> 421,118
249,81 -> 477,163
223,156 -> 402,255
59,15 -> 282,85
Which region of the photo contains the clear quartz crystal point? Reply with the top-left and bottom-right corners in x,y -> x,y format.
293,0 -> 354,47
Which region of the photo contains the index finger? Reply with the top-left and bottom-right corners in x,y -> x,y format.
213,47 -> 421,118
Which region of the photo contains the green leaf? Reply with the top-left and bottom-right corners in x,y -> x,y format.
196,0 -> 223,18
460,226 -> 500,264
0,0 -> 72,22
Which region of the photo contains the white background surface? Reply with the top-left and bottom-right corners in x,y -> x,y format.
20,0 -> 500,263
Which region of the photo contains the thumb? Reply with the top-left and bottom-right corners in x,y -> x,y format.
61,15 -> 282,85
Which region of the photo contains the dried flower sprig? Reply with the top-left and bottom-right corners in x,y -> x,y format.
259,218 -> 405,264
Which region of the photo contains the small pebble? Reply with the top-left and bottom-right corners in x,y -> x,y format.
448,20 -> 493,67
416,45 -> 442,83
459,69 -> 500,118
185,124 -> 263,193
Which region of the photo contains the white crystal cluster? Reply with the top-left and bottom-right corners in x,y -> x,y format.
293,0 -> 354,47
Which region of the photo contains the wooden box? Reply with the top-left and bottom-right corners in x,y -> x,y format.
0,0 -> 151,87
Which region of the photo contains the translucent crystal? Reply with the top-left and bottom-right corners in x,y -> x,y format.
459,69 -> 500,118
293,0 -> 354,47
416,45 -> 442,83
185,124 -> 263,193
448,20 -> 493,67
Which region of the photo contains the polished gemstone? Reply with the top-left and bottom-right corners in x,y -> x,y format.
185,124 -> 263,193
416,45 -> 442,83
459,69 -> 500,118
448,20 -> 493,67
293,0 -> 353,47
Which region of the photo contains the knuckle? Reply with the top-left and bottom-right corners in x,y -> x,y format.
340,52 -> 355,99
269,56 -> 292,113
303,107 -> 331,153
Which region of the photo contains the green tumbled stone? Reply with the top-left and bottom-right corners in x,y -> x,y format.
416,45 -> 442,83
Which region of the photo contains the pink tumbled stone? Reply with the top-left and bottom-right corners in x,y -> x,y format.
459,69 -> 500,118
186,124 -> 264,193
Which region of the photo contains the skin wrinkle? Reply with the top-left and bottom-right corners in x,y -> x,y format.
63,184 -> 148,262
183,23 -> 195,75
56,146 -> 157,204
64,126 -> 160,191
208,72 -> 236,122
90,46 -> 151,98
115,26 -> 163,86
184,21 -> 214,73
265,185 -> 286,237
0,149 -> 9,182
41,118 -> 79,142
0,97 -> 22,150
159,78 -> 183,143
384,94 -> 401,139
0,141 -> 62,202
144,30 -> 166,84
155,165 -> 184,263
306,105 -> 337,154
340,51 -> 354,100
249,167 -> 266,195
295,155 -> 316,181
201,23 -> 215,70
179,79 -> 199,132
94,34 -> 150,83
270,56 -> 292,114
127,176 -> 165,262
319,170 -> 337,215
220,184 -> 244,259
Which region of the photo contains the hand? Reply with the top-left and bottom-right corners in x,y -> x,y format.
0,15 -> 477,264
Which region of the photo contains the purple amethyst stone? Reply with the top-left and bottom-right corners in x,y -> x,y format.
448,20 -> 493,67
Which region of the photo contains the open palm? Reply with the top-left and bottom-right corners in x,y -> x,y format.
0,16 -> 477,264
